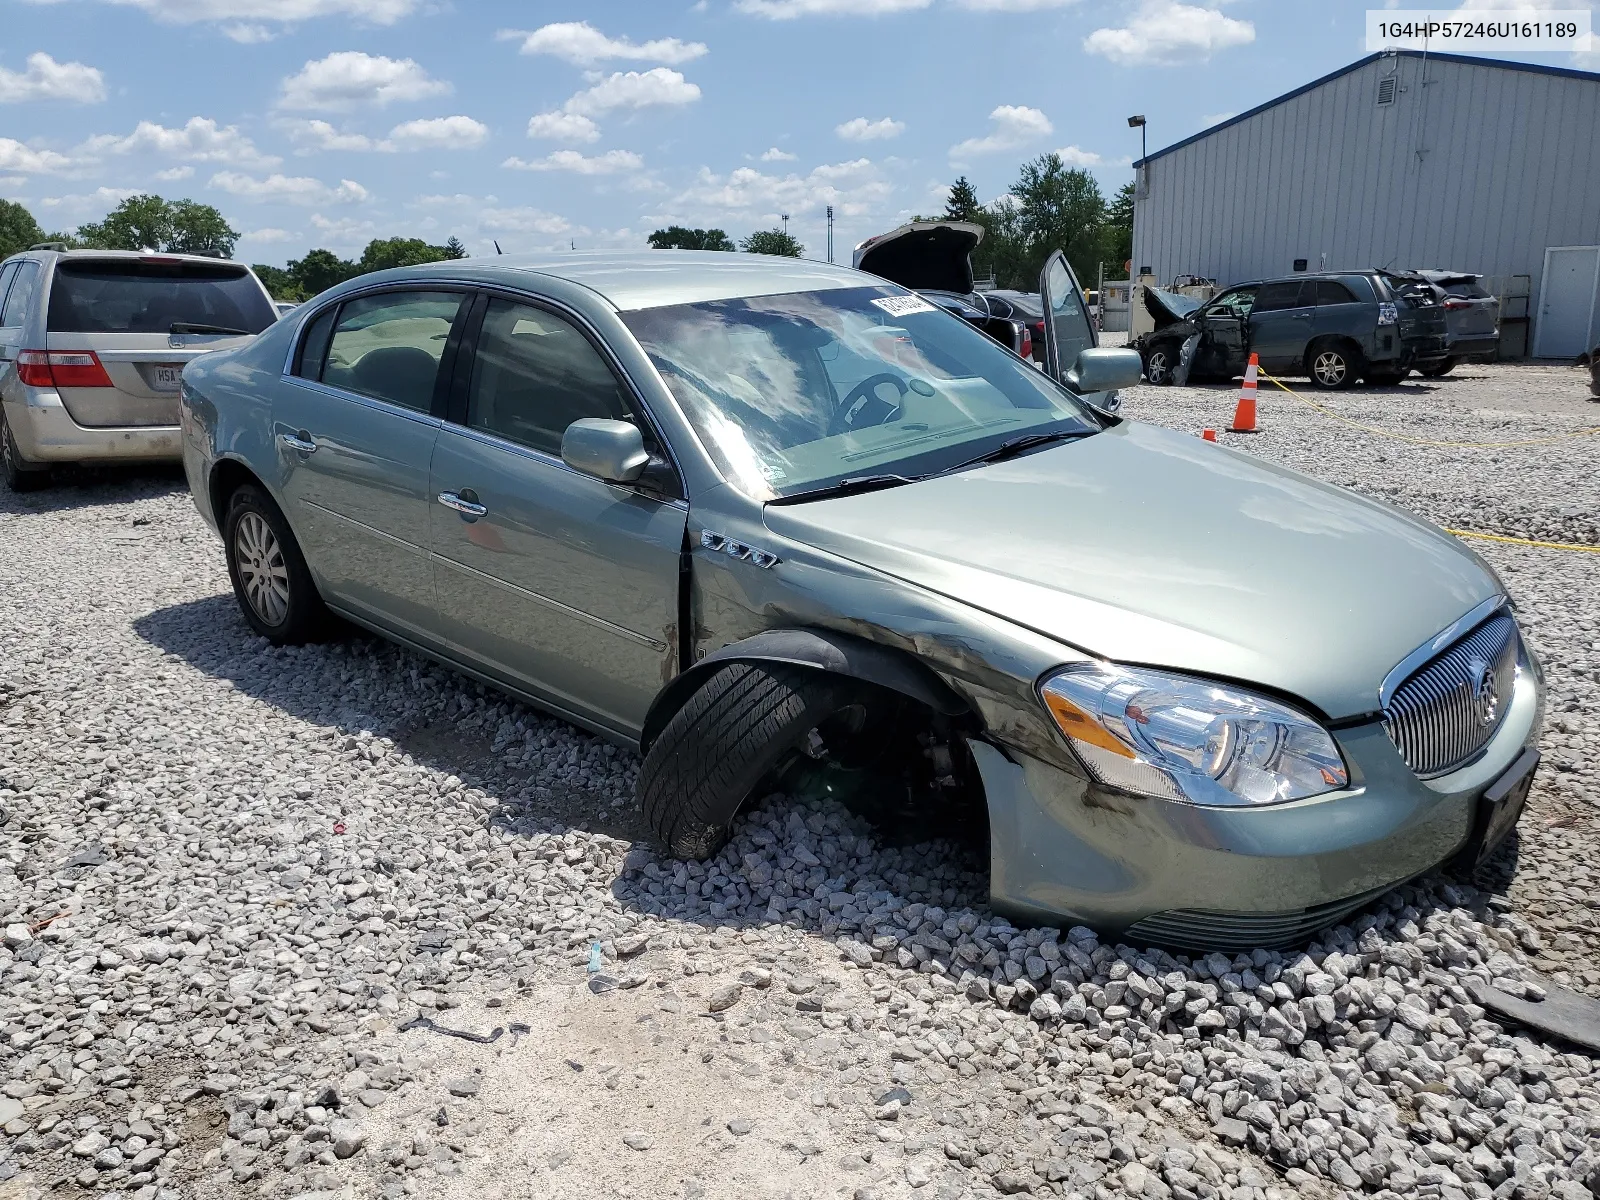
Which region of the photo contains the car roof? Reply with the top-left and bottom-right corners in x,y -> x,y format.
387,251 -> 877,311
9,248 -> 254,267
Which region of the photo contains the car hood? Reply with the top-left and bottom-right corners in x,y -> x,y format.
853,222 -> 983,294
764,421 -> 1498,719
1142,286 -> 1201,331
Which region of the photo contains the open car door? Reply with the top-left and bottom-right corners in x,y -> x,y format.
1039,251 -> 1097,382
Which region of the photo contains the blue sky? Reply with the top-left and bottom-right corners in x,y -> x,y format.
2,0 -> 1594,268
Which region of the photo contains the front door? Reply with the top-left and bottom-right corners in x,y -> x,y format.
1534,246 -> 1600,358
1194,286 -> 1255,378
428,294 -> 687,739
1248,279 -> 1314,371
1038,251 -> 1097,383
272,288 -> 469,641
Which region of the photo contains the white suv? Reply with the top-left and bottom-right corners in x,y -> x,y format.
0,248 -> 277,490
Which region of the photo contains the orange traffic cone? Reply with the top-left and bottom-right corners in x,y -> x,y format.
1201,428 -> 1217,442
1230,354 -> 1260,433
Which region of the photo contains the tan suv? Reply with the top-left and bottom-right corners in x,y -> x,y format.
0,248 -> 277,490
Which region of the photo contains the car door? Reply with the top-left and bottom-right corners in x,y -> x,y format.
1247,280 -> 1314,370
1194,287 -> 1254,377
428,292 -> 688,739
1038,251 -> 1097,382
272,287 -> 470,642
1310,277 -> 1369,350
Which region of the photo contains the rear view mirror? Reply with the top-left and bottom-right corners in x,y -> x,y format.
1065,347 -> 1142,398
561,418 -> 650,483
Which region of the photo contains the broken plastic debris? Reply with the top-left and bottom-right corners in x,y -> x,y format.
398,1014 -> 504,1044
588,941 -> 603,973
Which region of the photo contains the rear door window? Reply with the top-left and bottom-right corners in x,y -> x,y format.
47,258 -> 276,334
1315,280 -> 1359,305
0,263 -> 17,322
1442,280 -> 1491,299
1253,281 -> 1309,312
292,306 -> 338,380
323,290 -> 465,413
2,261 -> 40,327
464,298 -> 632,456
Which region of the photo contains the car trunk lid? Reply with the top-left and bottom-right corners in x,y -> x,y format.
43,331 -> 254,427
852,222 -> 983,294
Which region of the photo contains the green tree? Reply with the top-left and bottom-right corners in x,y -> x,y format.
0,200 -> 46,259
286,248 -> 359,297
442,235 -> 468,259
740,228 -> 804,257
357,236 -> 455,274
647,225 -> 735,251
1009,153 -> 1107,287
943,176 -> 982,223
1104,180 -> 1135,273
75,194 -> 239,257
252,264 -> 303,303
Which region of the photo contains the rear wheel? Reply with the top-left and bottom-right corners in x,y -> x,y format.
639,663 -> 857,859
1418,358 -> 1457,377
1,411 -> 51,492
222,483 -> 332,644
1142,343 -> 1177,386
1307,341 -> 1360,390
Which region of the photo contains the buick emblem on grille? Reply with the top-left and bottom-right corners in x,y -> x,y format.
1467,655 -> 1499,727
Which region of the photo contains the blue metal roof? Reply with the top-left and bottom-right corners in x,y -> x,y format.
1134,50 -> 1600,167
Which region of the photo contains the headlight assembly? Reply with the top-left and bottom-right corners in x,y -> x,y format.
1040,664 -> 1348,807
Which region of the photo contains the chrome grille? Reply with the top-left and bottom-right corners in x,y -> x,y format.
1383,613 -> 1519,777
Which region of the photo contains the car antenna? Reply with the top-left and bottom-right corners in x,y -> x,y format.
493,240 -> 503,255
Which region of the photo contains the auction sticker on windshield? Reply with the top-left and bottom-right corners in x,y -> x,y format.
871,295 -> 936,318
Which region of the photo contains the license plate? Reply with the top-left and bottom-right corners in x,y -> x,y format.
152,364 -> 184,392
1474,748 -> 1539,865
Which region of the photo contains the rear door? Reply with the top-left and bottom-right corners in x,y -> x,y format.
273,287 -> 469,642
428,292 -> 687,738
1038,251 -> 1096,382
45,257 -> 275,428
1247,280 -> 1314,370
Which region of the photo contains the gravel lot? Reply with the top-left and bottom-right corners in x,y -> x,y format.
2,360 -> 1598,1200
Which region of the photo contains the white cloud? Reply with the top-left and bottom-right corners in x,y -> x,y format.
81,117 -> 280,168
238,226 -> 296,243
663,157 -> 892,225
950,0 -> 1078,8
1083,1 -> 1254,66
387,116 -> 488,150
209,170 -> 370,205
1198,111 -> 1236,127
25,0 -> 420,26
478,206 -> 573,236
758,147 -> 797,161
836,116 -> 904,142
277,51 -> 449,111
0,53 -> 107,104
1055,145 -> 1131,169
735,0 -> 931,15
526,111 -> 601,143
499,22 -> 707,65
223,22 -> 273,42
949,104 -> 1051,159
153,165 -> 194,180
563,68 -> 701,117
308,212 -> 377,246
280,119 -> 376,153
0,139 -> 78,174
502,149 -> 644,175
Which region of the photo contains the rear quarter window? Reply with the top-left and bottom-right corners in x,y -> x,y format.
48,258 -> 276,334
1,261 -> 41,327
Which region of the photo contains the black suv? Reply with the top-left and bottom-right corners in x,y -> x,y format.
1133,269 -> 1448,390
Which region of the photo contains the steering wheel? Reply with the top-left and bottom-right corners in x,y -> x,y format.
829,373 -> 909,436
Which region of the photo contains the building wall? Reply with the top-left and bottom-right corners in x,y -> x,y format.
1131,54 -> 1600,352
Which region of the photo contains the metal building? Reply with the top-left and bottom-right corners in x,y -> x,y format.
1131,50 -> 1600,358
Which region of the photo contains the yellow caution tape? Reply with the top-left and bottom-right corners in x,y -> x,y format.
1256,371 -> 1600,449
1444,528 -> 1600,555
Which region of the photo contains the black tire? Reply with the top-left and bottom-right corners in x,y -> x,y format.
1418,358 -> 1456,377
222,483 -> 332,644
1142,343 -> 1177,386
639,662 -> 856,859
1,410 -> 51,492
1306,340 -> 1360,391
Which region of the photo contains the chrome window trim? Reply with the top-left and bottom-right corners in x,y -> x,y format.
1378,593 -> 1508,709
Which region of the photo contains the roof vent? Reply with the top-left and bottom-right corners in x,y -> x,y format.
1377,77 -> 1397,106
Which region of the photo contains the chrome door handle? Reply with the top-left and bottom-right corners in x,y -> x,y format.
437,491 -> 487,517
279,431 -> 317,454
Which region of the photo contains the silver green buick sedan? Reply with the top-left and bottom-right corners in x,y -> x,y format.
179,251 -> 1542,951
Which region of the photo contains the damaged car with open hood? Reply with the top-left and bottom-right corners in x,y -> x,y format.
180,250 -> 1541,951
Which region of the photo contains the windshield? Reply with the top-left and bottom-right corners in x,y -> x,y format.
621,285 -> 1099,500
48,258 -> 276,335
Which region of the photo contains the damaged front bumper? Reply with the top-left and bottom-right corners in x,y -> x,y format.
969,649 -> 1543,952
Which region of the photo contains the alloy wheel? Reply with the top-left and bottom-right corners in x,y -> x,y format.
1313,351 -> 1348,387
234,512 -> 291,626
1146,350 -> 1171,384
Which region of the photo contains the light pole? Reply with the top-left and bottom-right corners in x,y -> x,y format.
780,213 -> 790,236
1126,114 -> 1147,164
826,205 -> 834,263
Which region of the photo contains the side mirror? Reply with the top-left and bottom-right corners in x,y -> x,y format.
1064,347 -> 1142,398
561,418 -> 650,484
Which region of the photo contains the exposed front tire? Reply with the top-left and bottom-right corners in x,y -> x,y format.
222,483 -> 332,644
1418,358 -> 1457,377
1142,344 -> 1177,386
639,662 -> 856,859
1,411 -> 51,493
1307,341 -> 1360,390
